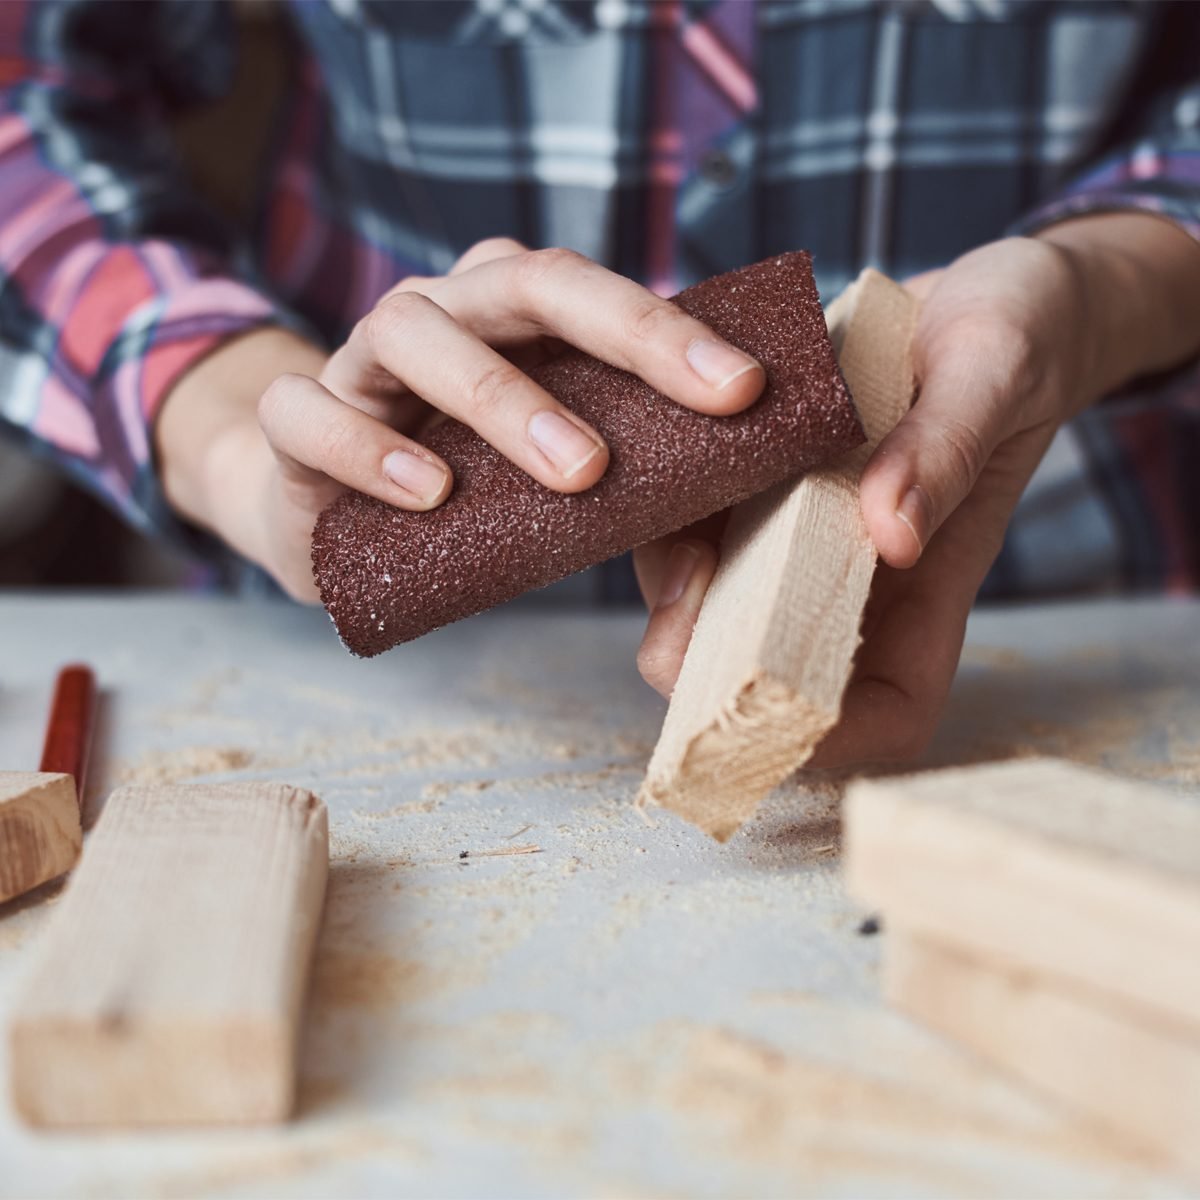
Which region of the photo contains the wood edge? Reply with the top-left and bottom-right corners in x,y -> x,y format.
10,1014 -> 298,1128
639,673 -> 837,842
884,929 -> 1200,1180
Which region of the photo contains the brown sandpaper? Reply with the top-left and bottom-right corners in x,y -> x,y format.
312,252 -> 862,657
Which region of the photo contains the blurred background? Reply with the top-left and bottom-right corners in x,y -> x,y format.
0,1 -> 285,590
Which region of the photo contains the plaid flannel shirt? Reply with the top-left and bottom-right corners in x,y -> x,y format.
1,0 -> 1198,596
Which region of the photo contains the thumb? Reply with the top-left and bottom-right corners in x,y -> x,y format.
859,341 -> 1019,569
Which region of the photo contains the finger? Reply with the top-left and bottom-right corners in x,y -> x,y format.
859,323 -> 1039,569
450,236 -> 528,274
633,512 -> 729,608
384,239 -> 530,305
809,453 -> 1032,769
258,373 -> 453,510
636,539 -> 719,697
416,248 -> 766,416
344,291 -> 610,492
806,570 -> 969,768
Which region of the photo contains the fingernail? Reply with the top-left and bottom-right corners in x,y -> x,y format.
686,338 -> 762,390
656,543 -> 701,609
895,484 -> 932,553
383,449 -> 448,504
529,410 -> 604,479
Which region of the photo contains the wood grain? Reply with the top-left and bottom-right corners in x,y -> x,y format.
640,269 -> 918,840
0,772 -> 81,904
845,758 -> 1200,1035
886,931 -> 1200,1181
9,782 -> 329,1126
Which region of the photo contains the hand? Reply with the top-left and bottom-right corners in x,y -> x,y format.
635,215 -> 1200,766
158,239 -> 765,600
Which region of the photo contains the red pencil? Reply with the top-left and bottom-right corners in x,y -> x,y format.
38,664 -> 97,809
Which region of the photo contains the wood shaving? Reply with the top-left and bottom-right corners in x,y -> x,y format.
461,844 -> 542,859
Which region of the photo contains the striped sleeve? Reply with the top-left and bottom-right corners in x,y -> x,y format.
1011,60 -> 1200,595
0,0 -> 300,546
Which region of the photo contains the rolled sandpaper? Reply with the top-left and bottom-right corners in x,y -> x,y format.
312,252 -> 862,657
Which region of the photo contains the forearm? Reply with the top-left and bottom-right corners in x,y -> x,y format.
155,328 -> 328,566
1037,212 -> 1200,401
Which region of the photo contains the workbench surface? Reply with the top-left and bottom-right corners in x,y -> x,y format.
1,594 -> 1197,1199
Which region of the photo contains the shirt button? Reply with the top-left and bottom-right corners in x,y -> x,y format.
699,149 -> 737,188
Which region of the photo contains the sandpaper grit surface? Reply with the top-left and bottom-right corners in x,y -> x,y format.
313,252 -> 861,657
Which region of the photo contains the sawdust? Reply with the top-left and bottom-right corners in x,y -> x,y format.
662,1023 -> 1160,1186
353,797 -> 441,820
126,1126 -> 424,1199
421,778 -> 494,801
423,1063 -> 552,1098
311,951 -> 480,1011
112,745 -> 254,786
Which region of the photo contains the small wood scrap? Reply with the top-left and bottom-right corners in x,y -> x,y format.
640,269 -> 918,841
1,664 -> 96,904
845,757 -> 1200,1181
9,781 -> 328,1127
0,773 -> 80,904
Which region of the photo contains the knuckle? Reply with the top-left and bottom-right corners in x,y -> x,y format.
636,641 -> 677,695
461,359 -> 523,419
936,414 -> 990,494
466,236 -> 526,262
365,290 -> 433,349
257,373 -> 303,431
620,297 -> 674,346
515,246 -> 582,295
319,412 -> 367,470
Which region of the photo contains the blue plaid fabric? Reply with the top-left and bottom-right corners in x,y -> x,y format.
1,0 -> 1199,595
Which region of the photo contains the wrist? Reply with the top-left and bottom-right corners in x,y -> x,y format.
1035,212 -> 1200,398
156,327 -> 328,566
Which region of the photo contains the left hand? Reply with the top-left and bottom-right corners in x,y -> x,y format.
634,216 -> 1200,766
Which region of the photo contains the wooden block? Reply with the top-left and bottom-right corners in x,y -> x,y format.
886,931 -> 1200,1181
640,270 -> 918,840
0,772 -> 81,903
9,782 -> 328,1127
845,758 -> 1200,1034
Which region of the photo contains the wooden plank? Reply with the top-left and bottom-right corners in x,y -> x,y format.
0,772 -> 81,903
639,269 -> 918,841
886,931 -> 1200,1181
845,758 -> 1200,1035
9,782 -> 328,1126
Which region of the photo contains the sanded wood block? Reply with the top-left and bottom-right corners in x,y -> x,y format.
886,932 -> 1200,1181
9,782 -> 328,1127
640,269 -> 918,840
845,758 -> 1200,1035
0,772 -> 81,904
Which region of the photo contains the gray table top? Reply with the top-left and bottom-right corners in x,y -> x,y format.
1,593 -> 1197,1199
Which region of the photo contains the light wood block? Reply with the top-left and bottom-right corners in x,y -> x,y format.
0,772 -> 81,903
640,269 -> 918,840
886,931 -> 1200,1181
9,782 -> 328,1127
845,758 -> 1200,1034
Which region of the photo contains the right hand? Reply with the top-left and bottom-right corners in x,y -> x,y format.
158,238 -> 765,600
